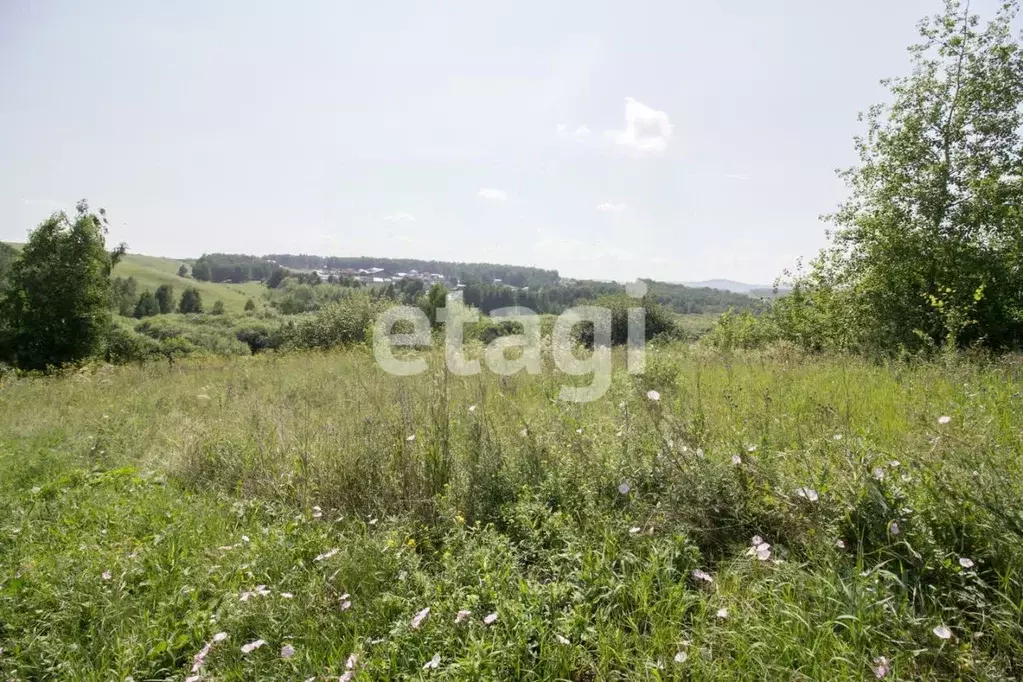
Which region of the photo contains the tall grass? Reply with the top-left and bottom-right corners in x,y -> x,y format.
1,345 -> 1022,679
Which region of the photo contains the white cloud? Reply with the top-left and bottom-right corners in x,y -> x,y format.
384,212 -> 416,223
596,202 -> 627,212
608,97 -> 673,153
478,188 -> 508,201
723,174 -> 750,181
556,123 -> 591,139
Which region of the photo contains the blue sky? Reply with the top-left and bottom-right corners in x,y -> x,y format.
1,0 -> 1015,283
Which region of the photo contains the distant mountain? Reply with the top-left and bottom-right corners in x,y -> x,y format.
681,279 -> 774,294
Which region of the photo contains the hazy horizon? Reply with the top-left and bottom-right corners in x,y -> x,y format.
3,0 -> 1017,283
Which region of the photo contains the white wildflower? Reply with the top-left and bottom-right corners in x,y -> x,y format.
411,606 -> 430,629
280,592 -> 294,599
423,653 -> 441,670
888,521 -> 900,536
618,482 -> 631,495
556,634 -> 571,645
312,506 -> 322,519
406,434 -> 416,442
468,404 -> 477,412
646,390 -> 661,402
933,625 -> 952,640
281,644 -> 295,659
716,607 -> 729,619
732,454 -> 742,466
484,612 -> 498,625
102,571 -> 112,581
872,655 -> 890,679
455,609 -> 471,624
836,539 -> 846,549
629,526 -> 641,534
958,557 -> 975,569
938,415 -> 951,425
691,569 -> 714,583
795,487 -> 819,502
673,651 -> 688,664
834,434 -> 842,441
314,548 -> 339,562
872,467 -> 886,481
240,639 -> 266,654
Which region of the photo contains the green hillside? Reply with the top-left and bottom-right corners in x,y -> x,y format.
3,242 -> 264,313
111,253 -> 264,313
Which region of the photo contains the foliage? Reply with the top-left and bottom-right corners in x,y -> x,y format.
418,283 -> 449,328
0,201 -> 125,370
781,1 -> 1023,354
133,291 -> 160,318
177,264 -> 189,278
110,276 -> 138,317
191,253 -> 276,283
244,298 -> 256,313
211,300 -> 226,315
0,242 -> 17,295
154,284 -> 175,314
178,287 -> 204,314
287,291 -> 381,350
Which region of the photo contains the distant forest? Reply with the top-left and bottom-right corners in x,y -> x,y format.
264,254 -> 561,289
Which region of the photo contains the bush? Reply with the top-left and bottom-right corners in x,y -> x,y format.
289,292 -> 381,350
105,322 -> 160,364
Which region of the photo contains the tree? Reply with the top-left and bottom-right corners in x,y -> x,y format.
0,242 -> 17,295
0,200 -> 126,370
418,283 -> 449,328
211,300 -> 225,315
266,268 -> 287,289
110,276 -> 138,317
133,291 -> 160,318
155,284 -> 175,314
783,1 -> 1023,353
244,298 -> 256,312
177,264 -> 189,278
178,287 -> 204,314
191,261 -> 212,281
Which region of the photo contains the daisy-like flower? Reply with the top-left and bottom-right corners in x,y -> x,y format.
455,609 -> 471,624
795,487 -> 819,502
833,434 -> 843,441
280,644 -> 295,659
213,632 -> 228,643
691,569 -> 714,584
746,537 -> 771,561
716,607 -> 729,619
369,518 -> 378,526
314,548 -> 339,562
629,526 -> 642,534
938,416 -> 951,425
646,390 -> 661,402
836,539 -> 846,549
406,434 -> 416,442
933,625 -> 952,640
241,639 -> 266,654
732,454 -> 742,466
673,651 -> 688,664
958,557 -> 975,569
411,607 -> 430,630
872,467 -> 886,481
872,655 -> 890,679
280,592 -> 294,599
576,428 -> 583,434
312,506 -> 322,519
346,653 -> 358,669
751,535 -> 763,546
618,482 -> 631,495
888,521 -> 900,536
468,404 -> 477,413
423,653 -> 441,670
747,445 -> 757,453
241,535 -> 251,543
556,634 -> 571,645
102,571 -> 112,581
483,612 -> 498,625
340,593 -> 352,611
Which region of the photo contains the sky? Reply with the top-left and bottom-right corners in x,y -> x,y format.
1,0 -> 1016,284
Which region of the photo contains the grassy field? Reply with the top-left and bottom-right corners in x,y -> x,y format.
2,345 -> 1023,680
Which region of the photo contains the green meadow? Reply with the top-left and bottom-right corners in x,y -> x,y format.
2,345 -> 1021,680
